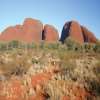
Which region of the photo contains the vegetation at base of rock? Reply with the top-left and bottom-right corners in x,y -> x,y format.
0,38 -> 100,53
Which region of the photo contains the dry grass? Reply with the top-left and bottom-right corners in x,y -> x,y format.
0,46 -> 100,99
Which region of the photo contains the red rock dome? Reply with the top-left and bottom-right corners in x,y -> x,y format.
0,18 -> 43,43
42,24 -> 59,42
60,20 -> 97,43
23,18 -> 43,43
69,21 -> 84,43
81,26 -> 97,43
0,26 -> 24,41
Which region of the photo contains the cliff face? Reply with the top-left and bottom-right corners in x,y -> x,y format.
60,21 -> 97,43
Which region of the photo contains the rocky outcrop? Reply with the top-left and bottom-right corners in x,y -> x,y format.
0,18 -> 43,43
0,25 -> 25,41
42,24 -> 59,42
60,21 -> 97,43
23,18 -> 43,43
0,18 -> 97,44
0,18 -> 59,43
60,21 -> 84,43
81,26 -> 97,43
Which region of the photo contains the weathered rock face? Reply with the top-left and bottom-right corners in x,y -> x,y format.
81,26 -> 97,43
42,24 -> 59,42
23,18 -> 43,43
70,21 -> 84,43
0,18 -> 59,43
0,18 -> 43,43
0,26 -> 16,41
0,18 -> 97,44
60,21 -> 97,43
60,21 -> 84,43
0,26 -> 24,41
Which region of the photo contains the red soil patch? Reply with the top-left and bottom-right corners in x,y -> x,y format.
61,84 -> 95,100
31,72 -> 52,87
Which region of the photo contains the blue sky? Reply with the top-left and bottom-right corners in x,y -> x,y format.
0,0 -> 100,38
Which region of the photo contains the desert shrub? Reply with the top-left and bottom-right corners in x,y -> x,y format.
43,80 -> 63,100
39,41 -> 45,49
58,50 -> 81,62
6,41 -> 38,50
8,40 -> 20,48
82,43 -> 95,53
0,53 -> 32,77
52,51 -> 77,81
64,37 -> 81,51
93,41 -> 100,53
58,43 -> 68,52
0,42 -> 8,51
27,42 -> 37,49
3,64 -> 24,76
93,61 -> 100,78
49,43 -> 59,49
58,60 -> 77,81
86,79 -> 100,96
64,37 -> 98,53
43,42 -> 59,50
32,58 -> 39,64
60,59 -> 75,70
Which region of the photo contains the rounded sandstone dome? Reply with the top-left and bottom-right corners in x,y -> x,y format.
42,24 -> 59,42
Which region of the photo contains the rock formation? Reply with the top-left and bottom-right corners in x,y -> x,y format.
42,24 -> 59,42
0,18 -> 97,44
0,18 -> 59,43
81,26 -> 97,43
60,21 -> 97,43
0,18 -> 43,43
0,25 -> 25,41
23,18 -> 43,43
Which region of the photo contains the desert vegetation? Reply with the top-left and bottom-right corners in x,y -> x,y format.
0,39 -> 100,100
